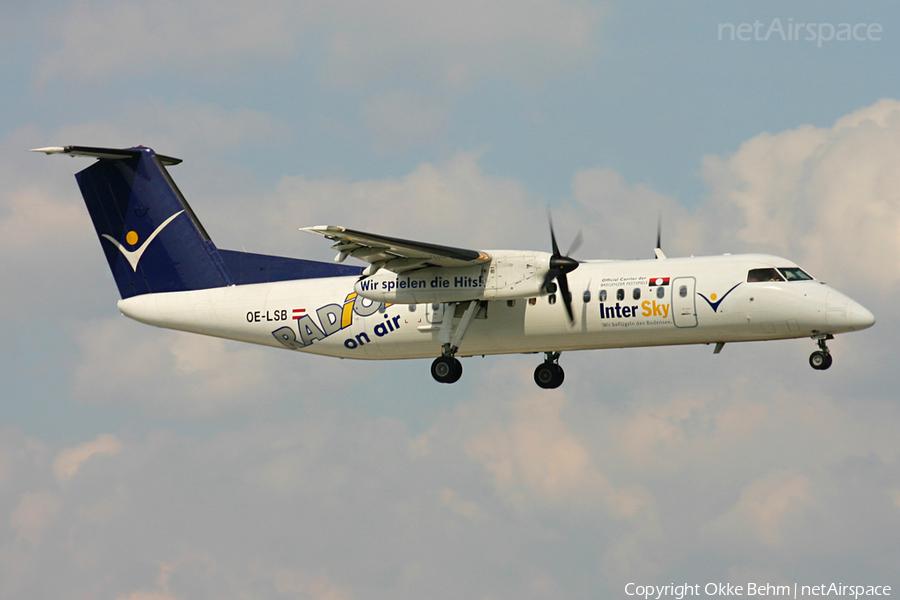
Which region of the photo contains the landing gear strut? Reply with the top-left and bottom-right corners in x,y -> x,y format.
534,352 -> 565,389
809,334 -> 834,370
430,300 -> 480,384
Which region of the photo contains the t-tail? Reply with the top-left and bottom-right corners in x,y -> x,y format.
34,146 -> 231,298
32,145 -> 362,298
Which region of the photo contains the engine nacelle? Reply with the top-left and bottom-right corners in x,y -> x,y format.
353,251 -> 549,304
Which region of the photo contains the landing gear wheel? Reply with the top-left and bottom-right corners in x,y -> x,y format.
809,350 -> 833,370
431,356 -> 463,383
534,362 -> 565,389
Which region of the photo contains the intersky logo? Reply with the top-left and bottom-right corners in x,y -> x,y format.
698,282 -> 742,313
101,210 -> 184,271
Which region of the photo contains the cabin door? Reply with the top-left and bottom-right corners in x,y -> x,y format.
425,302 -> 445,324
672,277 -> 698,328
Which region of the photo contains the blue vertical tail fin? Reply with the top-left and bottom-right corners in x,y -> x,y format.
40,146 -> 233,298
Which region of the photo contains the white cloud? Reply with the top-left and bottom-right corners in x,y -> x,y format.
0,357 -> 899,598
467,393 -> 649,517
117,592 -> 180,600
0,414 -> 559,598
9,491 -> 63,546
701,98 -> 900,292
263,565 -> 354,600
568,167 -> 694,259
706,471 -> 816,547
440,488 -> 486,520
68,318 -> 276,417
53,434 -> 122,486
263,150 -> 542,259
0,184 -> 95,315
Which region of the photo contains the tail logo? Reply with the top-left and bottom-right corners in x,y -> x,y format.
101,210 -> 185,271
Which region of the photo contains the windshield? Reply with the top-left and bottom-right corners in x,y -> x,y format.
747,268 -> 784,283
778,267 -> 814,281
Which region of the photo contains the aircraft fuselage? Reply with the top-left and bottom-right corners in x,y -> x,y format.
117,253 -> 873,361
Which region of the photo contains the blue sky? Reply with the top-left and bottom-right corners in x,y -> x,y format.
2,1 -> 900,598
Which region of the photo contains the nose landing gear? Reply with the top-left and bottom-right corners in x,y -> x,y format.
534,352 -> 565,389
809,334 -> 834,370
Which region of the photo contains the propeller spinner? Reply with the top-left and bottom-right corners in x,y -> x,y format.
543,211 -> 582,323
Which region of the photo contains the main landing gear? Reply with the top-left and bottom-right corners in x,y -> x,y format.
809,334 -> 834,371
534,352 -> 565,389
430,300 -> 480,384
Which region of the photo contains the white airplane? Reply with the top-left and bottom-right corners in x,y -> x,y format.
34,145 -> 875,388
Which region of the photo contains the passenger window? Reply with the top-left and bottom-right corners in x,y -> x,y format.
679,285 -> 687,298
600,290 -> 607,302
583,290 -> 591,303
408,304 -> 416,312
747,268 -> 784,283
507,299 -> 516,307
656,286 -> 665,299
616,289 -> 625,301
778,267 -> 813,281
633,288 -> 641,300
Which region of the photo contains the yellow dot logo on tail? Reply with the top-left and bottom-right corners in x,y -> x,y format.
126,231 -> 139,246
710,293 -> 718,301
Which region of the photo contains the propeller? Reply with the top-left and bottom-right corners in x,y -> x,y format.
543,210 -> 582,323
654,211 -> 667,259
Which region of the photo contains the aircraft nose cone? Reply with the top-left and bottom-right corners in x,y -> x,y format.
847,300 -> 876,331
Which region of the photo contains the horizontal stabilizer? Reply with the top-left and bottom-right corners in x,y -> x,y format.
30,145 -> 183,166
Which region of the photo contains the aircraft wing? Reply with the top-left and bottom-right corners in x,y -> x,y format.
302,225 -> 491,275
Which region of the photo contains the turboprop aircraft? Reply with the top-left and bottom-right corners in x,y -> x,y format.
33,145 -> 875,388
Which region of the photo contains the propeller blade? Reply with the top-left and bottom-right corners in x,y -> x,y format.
542,268 -> 558,293
557,272 -> 574,323
567,230 -> 583,257
545,208 -> 579,323
547,209 -> 561,257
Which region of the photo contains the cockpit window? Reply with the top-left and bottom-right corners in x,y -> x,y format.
747,268 -> 785,283
778,267 -> 813,281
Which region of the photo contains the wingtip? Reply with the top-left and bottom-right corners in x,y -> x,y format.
300,225 -> 346,234
29,147 -> 66,155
